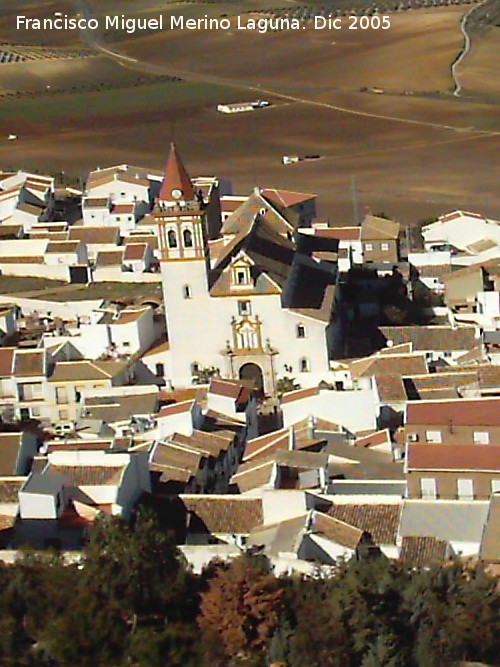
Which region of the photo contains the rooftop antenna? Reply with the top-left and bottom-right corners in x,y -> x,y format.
351,175 -> 360,226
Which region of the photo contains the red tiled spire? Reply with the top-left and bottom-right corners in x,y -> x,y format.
158,143 -> 195,202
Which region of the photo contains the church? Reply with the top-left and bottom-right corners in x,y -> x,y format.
154,144 -> 336,394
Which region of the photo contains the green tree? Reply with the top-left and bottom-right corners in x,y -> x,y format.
46,509 -> 201,667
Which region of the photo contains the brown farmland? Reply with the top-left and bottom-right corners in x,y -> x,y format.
0,5 -> 498,223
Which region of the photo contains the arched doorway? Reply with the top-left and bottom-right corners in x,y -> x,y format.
239,362 -> 264,393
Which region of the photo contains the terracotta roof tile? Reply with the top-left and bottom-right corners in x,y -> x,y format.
0,477 -> 25,502
406,443 -> 500,472
313,226 -> 360,241
126,233 -> 158,250
379,326 -> 477,352
326,504 -> 400,544
312,511 -> 363,549
361,214 -> 399,241
261,188 -> 315,208
111,203 -> 134,214
349,354 -> 428,379
13,350 -> 44,377
45,464 -> 124,486
48,361 -> 116,383
68,226 -> 120,244
230,460 -> 275,493
399,535 -> 449,567
0,347 -> 15,377
375,376 -> 407,403
46,241 -> 80,254
95,249 -> 124,267
151,441 -> 202,471
112,307 -> 149,325
281,386 -> 319,405
123,243 -> 147,261
181,496 -> 263,534
158,400 -> 194,417
159,143 -> 194,202
406,397 -> 500,426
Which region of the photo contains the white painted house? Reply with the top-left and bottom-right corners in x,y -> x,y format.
19,449 -> 150,519
422,210 -> 500,255
280,386 -> 378,434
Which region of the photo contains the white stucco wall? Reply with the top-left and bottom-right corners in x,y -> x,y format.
19,490 -> 61,519
408,251 -> 451,267
161,260 -> 329,390
156,408 -> 194,438
422,214 -> 500,250
88,180 -> 149,203
281,388 -> 377,433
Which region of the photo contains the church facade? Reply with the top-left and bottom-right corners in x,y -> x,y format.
155,144 -> 335,394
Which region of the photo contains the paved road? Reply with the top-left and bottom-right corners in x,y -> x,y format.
451,1 -> 485,97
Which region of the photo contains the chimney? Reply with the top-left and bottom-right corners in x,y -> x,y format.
253,186 -> 261,196
307,414 -> 316,439
287,426 -> 295,451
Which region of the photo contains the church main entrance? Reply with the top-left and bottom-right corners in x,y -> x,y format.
239,362 -> 264,393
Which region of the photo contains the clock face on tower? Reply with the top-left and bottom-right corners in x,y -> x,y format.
171,188 -> 183,200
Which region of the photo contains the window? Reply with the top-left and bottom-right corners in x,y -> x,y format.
457,478 -> 474,500
296,324 -> 306,339
55,387 -> 68,404
30,407 -> 41,418
123,341 -> 130,348
491,480 -> 500,494
381,242 -> 389,251
238,300 -> 251,316
236,322 -> 259,350
183,284 -> 192,299
420,478 -> 437,499
155,363 -> 164,377
474,431 -> 489,445
58,410 -> 69,421
19,383 -> 43,401
167,229 -> 178,248
231,263 -> 251,288
365,243 -> 373,251
183,229 -> 193,248
425,430 -> 442,443
299,357 -> 310,372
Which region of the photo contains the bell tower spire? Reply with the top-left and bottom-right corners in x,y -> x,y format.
158,143 -> 195,205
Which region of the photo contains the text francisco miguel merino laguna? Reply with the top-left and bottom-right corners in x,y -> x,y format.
16,13 -> 391,34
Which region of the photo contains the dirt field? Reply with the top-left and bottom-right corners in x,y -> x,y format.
0,275 -> 162,302
0,5 -> 498,223
119,7 -> 466,94
460,25 -> 500,98
0,1 -> 80,45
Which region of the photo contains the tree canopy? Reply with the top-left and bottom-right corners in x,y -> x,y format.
0,511 -> 498,667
